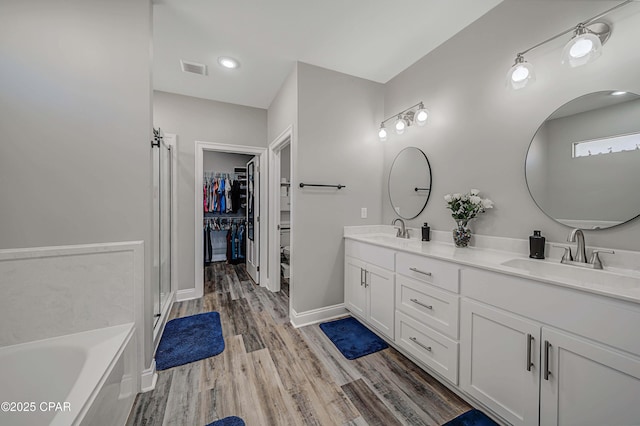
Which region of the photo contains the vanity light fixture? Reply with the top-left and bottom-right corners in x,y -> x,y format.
378,102 -> 428,141
507,0 -> 633,90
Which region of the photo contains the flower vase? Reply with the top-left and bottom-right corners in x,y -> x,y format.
453,220 -> 471,248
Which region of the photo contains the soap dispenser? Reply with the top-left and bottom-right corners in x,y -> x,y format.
529,230 -> 545,259
422,223 -> 431,241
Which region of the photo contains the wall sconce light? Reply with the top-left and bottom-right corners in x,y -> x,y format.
507,0 -> 632,90
378,102 -> 428,141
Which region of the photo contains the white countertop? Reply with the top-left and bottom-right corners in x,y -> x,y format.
344,226 -> 640,305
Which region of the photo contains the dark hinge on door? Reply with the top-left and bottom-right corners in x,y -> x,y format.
257,266 -> 260,272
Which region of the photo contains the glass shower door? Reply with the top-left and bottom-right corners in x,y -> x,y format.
153,130 -> 172,327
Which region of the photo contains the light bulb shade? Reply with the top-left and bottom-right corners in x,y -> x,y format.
378,126 -> 388,141
394,116 -> 407,135
414,108 -> 428,126
562,32 -> 602,67
506,59 -> 535,90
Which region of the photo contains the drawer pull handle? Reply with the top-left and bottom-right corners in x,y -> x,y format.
410,298 -> 433,310
409,267 -> 432,276
409,337 -> 432,352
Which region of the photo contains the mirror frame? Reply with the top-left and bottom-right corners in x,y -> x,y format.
388,147 -> 433,220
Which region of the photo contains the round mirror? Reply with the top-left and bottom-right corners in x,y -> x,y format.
388,147 -> 432,219
526,91 -> 640,229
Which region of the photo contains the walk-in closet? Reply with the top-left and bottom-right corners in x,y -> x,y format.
203,151 -> 254,272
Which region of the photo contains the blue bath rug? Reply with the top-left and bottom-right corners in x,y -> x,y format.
206,416 -> 245,426
443,409 -> 499,426
319,316 -> 388,360
156,311 -> 225,370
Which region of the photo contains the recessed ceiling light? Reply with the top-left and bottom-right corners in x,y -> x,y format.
217,56 -> 239,69
611,91 -> 627,96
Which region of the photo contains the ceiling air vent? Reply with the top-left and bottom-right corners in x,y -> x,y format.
180,60 -> 207,76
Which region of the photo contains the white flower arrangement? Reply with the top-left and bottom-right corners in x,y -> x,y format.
444,189 -> 494,223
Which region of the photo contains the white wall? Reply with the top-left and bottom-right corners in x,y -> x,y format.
153,91 -> 267,291
293,62 -> 385,313
0,0 -> 154,366
382,1 -> 640,251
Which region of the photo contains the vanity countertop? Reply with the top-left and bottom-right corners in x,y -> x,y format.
344,227 -> 640,305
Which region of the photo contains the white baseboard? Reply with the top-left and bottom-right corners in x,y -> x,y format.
176,287 -> 200,302
290,304 -> 348,328
140,360 -> 157,393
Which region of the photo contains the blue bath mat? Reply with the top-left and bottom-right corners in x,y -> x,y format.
319,317 -> 388,360
156,312 -> 225,370
206,416 -> 245,426
443,409 -> 499,426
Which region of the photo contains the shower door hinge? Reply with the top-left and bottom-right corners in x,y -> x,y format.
151,128 -> 162,148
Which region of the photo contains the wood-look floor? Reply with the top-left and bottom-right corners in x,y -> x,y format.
127,263 -> 470,426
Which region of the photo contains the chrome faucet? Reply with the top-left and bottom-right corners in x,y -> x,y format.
392,218 -> 409,239
568,229 -> 587,263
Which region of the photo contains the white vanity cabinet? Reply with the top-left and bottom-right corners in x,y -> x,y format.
344,241 -> 395,339
460,267 -> 640,426
343,234 -> 640,426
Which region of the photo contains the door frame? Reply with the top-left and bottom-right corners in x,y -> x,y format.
194,141 -> 268,298
268,125 -> 294,296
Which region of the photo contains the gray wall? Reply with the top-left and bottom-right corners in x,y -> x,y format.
382,1 -> 640,250
204,151 -> 253,174
153,91 -> 267,291
0,0 -> 154,365
294,62 -> 384,313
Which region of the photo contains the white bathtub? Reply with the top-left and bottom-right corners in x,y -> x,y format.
0,323 -> 137,426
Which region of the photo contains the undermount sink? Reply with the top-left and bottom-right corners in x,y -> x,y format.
501,258 -> 640,289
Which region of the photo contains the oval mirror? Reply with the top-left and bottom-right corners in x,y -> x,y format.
526,90 -> 640,229
388,147 -> 432,219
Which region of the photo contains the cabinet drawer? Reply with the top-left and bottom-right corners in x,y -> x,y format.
345,239 -> 395,271
396,252 -> 460,293
395,311 -> 459,384
396,275 -> 459,339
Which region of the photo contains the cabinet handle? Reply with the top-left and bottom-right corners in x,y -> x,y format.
526,333 -> 534,372
360,268 -> 364,286
409,337 -> 432,352
544,340 -> 552,380
410,298 -> 433,310
364,270 -> 369,288
409,267 -> 432,276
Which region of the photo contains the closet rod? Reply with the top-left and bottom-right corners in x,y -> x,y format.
299,183 -> 345,189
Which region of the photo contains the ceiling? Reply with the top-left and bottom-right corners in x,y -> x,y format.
153,0 -> 503,109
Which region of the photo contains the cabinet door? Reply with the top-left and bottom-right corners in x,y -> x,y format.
460,299 -> 540,426
540,327 -> 640,426
366,263 -> 395,339
344,256 -> 367,318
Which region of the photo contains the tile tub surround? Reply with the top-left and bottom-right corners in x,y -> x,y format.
344,226 -> 640,304
0,241 -> 144,348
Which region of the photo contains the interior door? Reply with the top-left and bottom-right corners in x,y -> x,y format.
246,157 -> 259,283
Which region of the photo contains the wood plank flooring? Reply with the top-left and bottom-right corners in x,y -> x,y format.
127,263 -> 470,426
